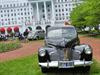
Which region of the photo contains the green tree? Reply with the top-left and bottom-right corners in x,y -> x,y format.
70,0 -> 100,28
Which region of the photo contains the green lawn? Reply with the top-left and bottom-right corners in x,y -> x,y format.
0,54 -> 100,75
0,54 -> 42,75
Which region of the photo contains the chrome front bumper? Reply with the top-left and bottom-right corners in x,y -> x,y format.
39,60 -> 93,68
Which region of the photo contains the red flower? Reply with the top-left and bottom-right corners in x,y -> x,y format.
7,27 -> 12,33
0,27 -> 5,33
14,26 -> 19,32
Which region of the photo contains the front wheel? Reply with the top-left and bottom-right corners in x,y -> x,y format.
41,67 -> 48,73
84,66 -> 90,72
35,36 -> 39,40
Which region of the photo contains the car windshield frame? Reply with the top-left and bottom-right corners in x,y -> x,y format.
47,27 -> 77,39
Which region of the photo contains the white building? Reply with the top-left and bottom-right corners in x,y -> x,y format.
0,0 -> 82,33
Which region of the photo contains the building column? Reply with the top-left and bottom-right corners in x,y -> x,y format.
51,1 -> 55,25
44,1 -> 47,20
36,2 -> 40,21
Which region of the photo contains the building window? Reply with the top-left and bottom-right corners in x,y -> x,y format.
11,14 -> 13,16
25,12 -> 26,15
69,8 -> 71,11
27,3 -> 29,6
62,9 -> 64,11
28,12 -> 30,15
56,18 -> 58,20
24,8 -> 26,11
0,5 -> 2,8
8,14 -> 9,17
66,13 -> 68,15
13,4 -> 15,7
48,9 -> 50,12
55,5 -> 57,7
55,9 -> 57,12
42,9 -> 44,12
4,10 -> 6,12
7,10 -> 9,12
4,5 -> 6,8
14,13 -> 16,16
18,13 -> 20,15
47,5 -> 50,7
7,4 -> 9,7
1,15 -> 3,17
21,8 -> 23,11
42,5 -> 44,8
43,15 -> 45,18
59,9 -> 61,12
20,3 -> 22,6
24,3 -> 26,6
21,17 -> 23,19
17,3 -> 19,7
1,10 -> 3,13
5,19 -> 7,21
21,13 -> 23,15
58,5 -> 60,7
12,18 -> 14,20
66,4 -> 67,7
66,8 -> 68,11
18,18 -> 20,20
11,9 -> 13,12
10,4 -> 12,7
63,18 -> 65,20
56,14 -> 58,16
17,9 -> 19,11
4,14 -> 6,16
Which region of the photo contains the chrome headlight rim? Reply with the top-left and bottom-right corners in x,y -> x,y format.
39,49 -> 46,57
85,48 -> 92,54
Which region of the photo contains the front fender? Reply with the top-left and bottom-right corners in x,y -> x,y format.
74,44 -> 93,61
38,47 -> 52,62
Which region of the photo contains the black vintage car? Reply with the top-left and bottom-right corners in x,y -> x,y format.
38,26 -> 93,73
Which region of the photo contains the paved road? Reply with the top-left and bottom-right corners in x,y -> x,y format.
0,36 -> 100,62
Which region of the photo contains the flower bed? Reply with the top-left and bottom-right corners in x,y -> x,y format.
0,42 -> 21,53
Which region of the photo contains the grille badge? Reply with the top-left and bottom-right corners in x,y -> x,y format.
63,48 -> 69,61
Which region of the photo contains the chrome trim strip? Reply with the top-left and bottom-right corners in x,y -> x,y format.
39,60 -> 93,68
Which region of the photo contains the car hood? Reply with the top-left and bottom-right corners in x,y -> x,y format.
46,37 -> 76,48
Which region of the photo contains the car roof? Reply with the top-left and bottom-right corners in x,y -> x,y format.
48,25 -> 75,31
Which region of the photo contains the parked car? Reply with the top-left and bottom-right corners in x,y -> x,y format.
27,29 -> 45,40
38,26 -> 93,73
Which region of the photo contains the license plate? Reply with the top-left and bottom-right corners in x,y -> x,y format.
59,61 -> 74,68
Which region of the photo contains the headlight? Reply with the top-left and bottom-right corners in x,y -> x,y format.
39,49 -> 46,57
85,48 -> 92,54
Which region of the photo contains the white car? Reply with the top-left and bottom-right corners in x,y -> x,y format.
27,30 -> 45,40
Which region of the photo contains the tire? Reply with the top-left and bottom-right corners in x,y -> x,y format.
41,67 -> 48,73
35,36 -> 39,40
28,39 -> 32,41
83,66 -> 90,72
77,66 -> 90,73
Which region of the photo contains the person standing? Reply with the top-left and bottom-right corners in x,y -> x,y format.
23,29 -> 29,39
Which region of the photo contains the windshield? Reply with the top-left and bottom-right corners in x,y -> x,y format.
47,27 -> 77,39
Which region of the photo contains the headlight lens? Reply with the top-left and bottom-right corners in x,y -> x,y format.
39,49 -> 46,57
85,48 -> 92,54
